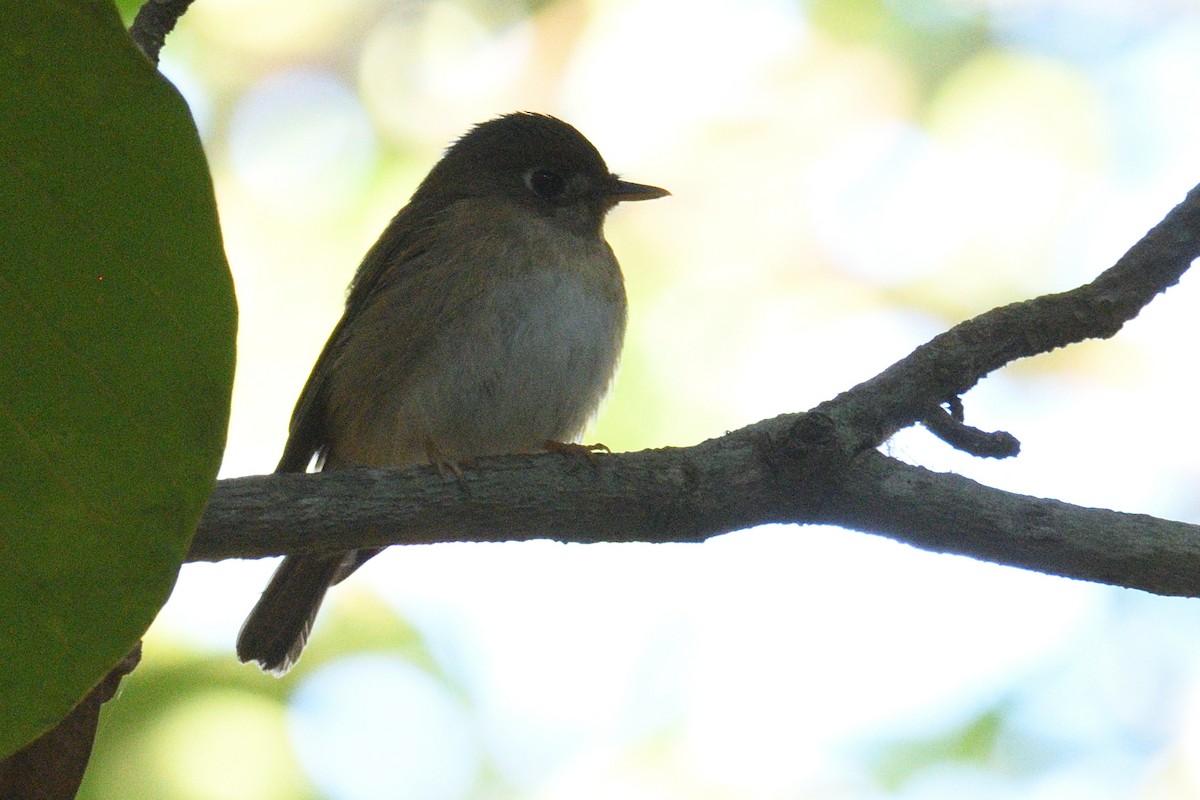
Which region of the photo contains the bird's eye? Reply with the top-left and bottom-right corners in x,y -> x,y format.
525,168 -> 568,201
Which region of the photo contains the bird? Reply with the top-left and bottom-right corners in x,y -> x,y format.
236,112 -> 668,673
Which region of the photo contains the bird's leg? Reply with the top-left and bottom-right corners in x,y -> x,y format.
425,440 -> 472,488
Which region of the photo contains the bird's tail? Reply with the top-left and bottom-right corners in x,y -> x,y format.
236,553 -> 344,675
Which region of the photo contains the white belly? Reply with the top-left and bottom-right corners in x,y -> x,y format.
413,267 -> 625,456
326,263 -> 626,467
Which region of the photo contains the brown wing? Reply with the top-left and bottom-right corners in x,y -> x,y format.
275,199 -> 447,473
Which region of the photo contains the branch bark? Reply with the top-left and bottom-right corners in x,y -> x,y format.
129,0 -> 196,65
192,423 -> 1200,597
192,183 -> 1200,598
815,181 -> 1200,451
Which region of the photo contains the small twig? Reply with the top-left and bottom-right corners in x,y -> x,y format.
945,395 -> 964,422
129,0 -> 196,65
816,183 -> 1200,452
921,403 -> 1020,458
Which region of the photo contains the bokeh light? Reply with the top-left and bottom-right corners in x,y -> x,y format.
87,1 -> 1200,798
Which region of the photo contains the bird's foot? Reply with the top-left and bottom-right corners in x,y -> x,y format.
544,440 -> 611,457
425,442 -> 472,488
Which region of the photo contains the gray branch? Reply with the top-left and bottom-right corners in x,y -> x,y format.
129,0 -> 196,65
192,422 -> 1200,598
191,183 -> 1200,598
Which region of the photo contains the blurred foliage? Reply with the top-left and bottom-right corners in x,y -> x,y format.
805,0 -> 992,98
867,701 -> 1060,791
81,594 -> 438,799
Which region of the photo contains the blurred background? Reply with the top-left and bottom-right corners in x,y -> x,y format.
87,0 -> 1200,797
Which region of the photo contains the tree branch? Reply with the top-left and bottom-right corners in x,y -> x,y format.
920,401 -> 1021,459
192,419 -> 1200,597
815,182 -> 1200,451
191,183 -> 1200,599
129,0 -> 196,65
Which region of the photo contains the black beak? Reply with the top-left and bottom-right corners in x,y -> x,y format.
608,177 -> 670,203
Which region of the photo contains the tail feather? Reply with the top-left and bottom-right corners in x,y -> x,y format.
236,553 -> 346,674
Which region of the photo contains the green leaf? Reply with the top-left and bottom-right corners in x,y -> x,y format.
0,0 -> 236,757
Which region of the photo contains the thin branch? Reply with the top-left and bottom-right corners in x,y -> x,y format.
920,404 -> 1020,458
823,452 -> 1200,596
815,182 -> 1200,452
129,0 -> 196,65
193,414 -> 823,560
192,183 -> 1200,599
191,415 -> 1200,598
